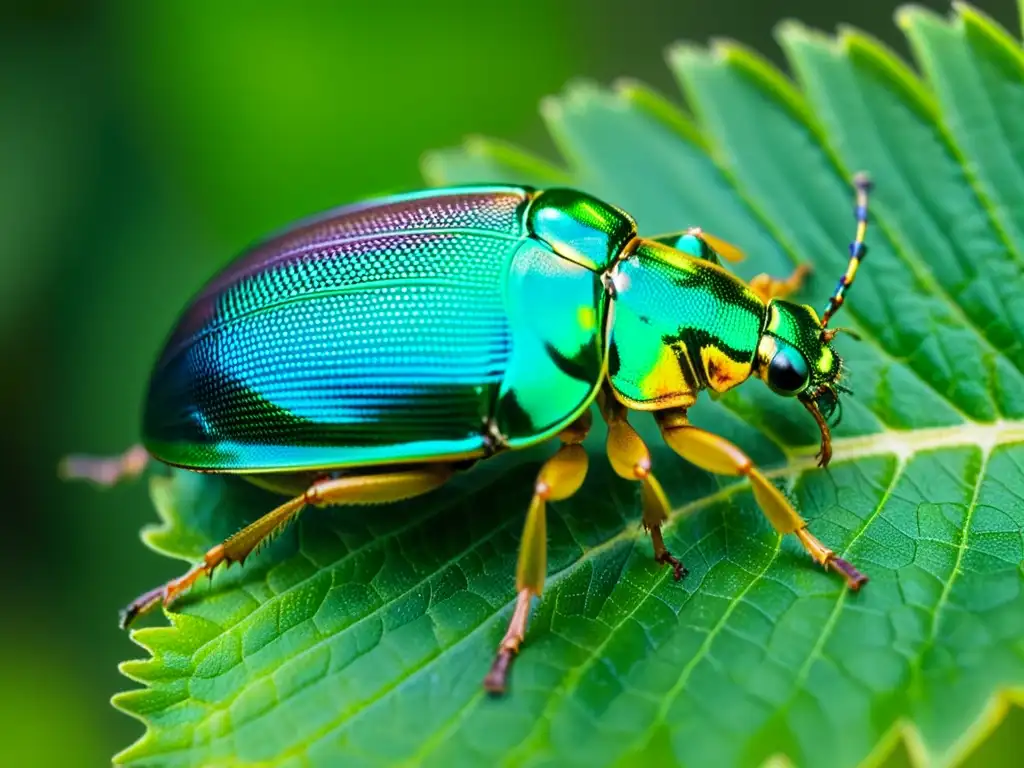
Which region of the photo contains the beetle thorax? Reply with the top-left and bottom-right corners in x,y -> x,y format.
604,240 -> 766,410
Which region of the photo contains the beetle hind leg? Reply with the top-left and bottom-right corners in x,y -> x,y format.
58,444 -> 150,487
119,464 -> 454,628
600,391 -> 688,581
484,415 -> 591,694
656,409 -> 867,590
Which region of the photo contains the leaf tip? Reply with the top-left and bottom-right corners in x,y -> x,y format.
611,78 -> 704,147
950,1 -> 979,20
665,40 -> 708,68
538,92 -> 564,122
708,36 -> 750,63
893,3 -> 944,32
111,728 -> 158,768
558,78 -> 607,109
611,76 -> 643,96
419,148 -> 450,187
834,23 -> 888,57
774,18 -> 832,47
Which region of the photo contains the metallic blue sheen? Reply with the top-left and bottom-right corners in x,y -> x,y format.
142,186 -> 611,472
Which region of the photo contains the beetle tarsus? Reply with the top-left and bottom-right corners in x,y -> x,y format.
646,521 -> 687,581
656,550 -> 688,581
119,586 -> 165,629
829,556 -> 868,591
484,588 -> 534,694
119,561 -> 209,629
483,649 -> 515,695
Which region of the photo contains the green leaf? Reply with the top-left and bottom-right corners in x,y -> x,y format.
114,5 -> 1024,766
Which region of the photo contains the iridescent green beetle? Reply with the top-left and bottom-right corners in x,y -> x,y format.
63,176 -> 872,693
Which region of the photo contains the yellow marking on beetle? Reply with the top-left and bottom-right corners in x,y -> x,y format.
576,305 -> 597,332
817,346 -> 835,374
755,335 -> 778,384
845,260 -> 860,283
638,344 -> 692,402
700,344 -> 752,393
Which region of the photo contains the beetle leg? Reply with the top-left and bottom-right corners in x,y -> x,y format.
119,464 -> 454,627
484,414 -> 591,695
749,263 -> 811,302
599,391 -> 687,580
656,409 -> 867,590
58,444 -> 150,487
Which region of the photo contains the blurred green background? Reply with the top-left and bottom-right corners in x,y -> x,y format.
3,1 -> 1019,765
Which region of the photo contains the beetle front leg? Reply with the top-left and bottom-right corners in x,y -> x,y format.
484,415 -> 591,695
599,392 -> 686,580
58,444 -> 150,487
749,263 -> 811,302
120,464 -> 454,627
656,409 -> 867,590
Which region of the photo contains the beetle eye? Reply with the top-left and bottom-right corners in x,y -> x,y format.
767,350 -> 810,395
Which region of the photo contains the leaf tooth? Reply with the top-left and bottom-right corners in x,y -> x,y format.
130,625 -> 191,657
612,78 -> 706,149
112,679 -> 189,718
707,36 -> 749,63
122,646 -> 194,681
167,609 -> 227,643
538,92 -> 563,122
111,727 -> 162,767
774,18 -> 836,48
836,23 -> 942,118
954,1 -> 1024,68
117,658 -> 160,687
465,133 -> 570,184
664,39 -> 700,57
670,34 -> 821,147
894,2 -> 948,34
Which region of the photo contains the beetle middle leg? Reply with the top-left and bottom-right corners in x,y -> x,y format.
656,408 -> 867,590
484,413 -> 591,694
119,464 -> 454,627
598,390 -> 687,580
749,263 -> 811,301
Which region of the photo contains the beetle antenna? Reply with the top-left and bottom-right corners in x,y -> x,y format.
821,173 -> 872,329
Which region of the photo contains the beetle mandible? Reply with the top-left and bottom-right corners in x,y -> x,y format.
63,175 -> 872,693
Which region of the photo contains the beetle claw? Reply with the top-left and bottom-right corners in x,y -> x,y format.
656,551 -> 689,581
119,586 -> 165,629
829,556 -> 868,591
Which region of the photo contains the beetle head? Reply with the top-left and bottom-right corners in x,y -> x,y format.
753,174 -> 871,467
754,299 -> 852,467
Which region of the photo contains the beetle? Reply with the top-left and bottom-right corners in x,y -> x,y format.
63,175 -> 872,693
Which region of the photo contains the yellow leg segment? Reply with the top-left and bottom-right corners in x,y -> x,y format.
120,464 -> 454,627
749,263 -> 811,302
600,392 -> 687,580
484,414 -> 591,694
656,409 -> 866,590
59,444 -> 150,487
